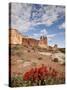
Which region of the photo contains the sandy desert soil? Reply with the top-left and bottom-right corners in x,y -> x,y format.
9,44 -> 65,78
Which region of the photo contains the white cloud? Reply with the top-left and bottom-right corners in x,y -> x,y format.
32,33 -> 56,41
32,33 -> 39,40
30,29 -> 48,40
11,3 -> 32,32
42,5 -> 65,26
47,34 -> 57,41
59,23 -> 65,29
11,3 -> 65,33
40,29 -> 48,36
30,5 -> 65,27
47,34 -> 56,38
30,29 -> 56,40
30,28 -> 64,42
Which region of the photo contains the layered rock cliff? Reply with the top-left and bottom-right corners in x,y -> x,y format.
9,29 -> 48,48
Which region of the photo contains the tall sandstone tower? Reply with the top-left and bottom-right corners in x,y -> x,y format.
38,36 -> 47,48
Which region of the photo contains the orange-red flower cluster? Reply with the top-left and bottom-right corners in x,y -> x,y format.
23,64 -> 58,81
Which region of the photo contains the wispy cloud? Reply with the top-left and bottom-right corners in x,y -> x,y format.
47,34 -> 56,38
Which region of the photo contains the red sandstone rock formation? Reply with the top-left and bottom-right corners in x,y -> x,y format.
9,29 -> 48,48
22,38 -> 39,47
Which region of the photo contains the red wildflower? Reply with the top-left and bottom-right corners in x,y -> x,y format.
38,65 -> 44,75
33,67 -> 39,80
29,68 -> 34,77
44,66 -> 48,76
23,65 -> 58,81
23,71 -> 30,80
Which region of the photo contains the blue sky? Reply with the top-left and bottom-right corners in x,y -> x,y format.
11,3 -> 65,48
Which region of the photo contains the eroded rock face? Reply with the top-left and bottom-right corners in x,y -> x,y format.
9,29 -> 48,48
9,29 -> 22,44
22,38 -> 39,47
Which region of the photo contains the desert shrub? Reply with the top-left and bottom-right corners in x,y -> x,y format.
11,76 -> 23,87
32,47 -> 34,50
27,50 -> 30,52
13,51 -> 22,57
38,57 -> 42,60
59,48 -> 65,53
22,60 -> 31,64
23,45 -> 28,48
13,44 -> 20,50
11,44 -> 22,53
53,58 -> 58,62
32,62 -> 37,66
